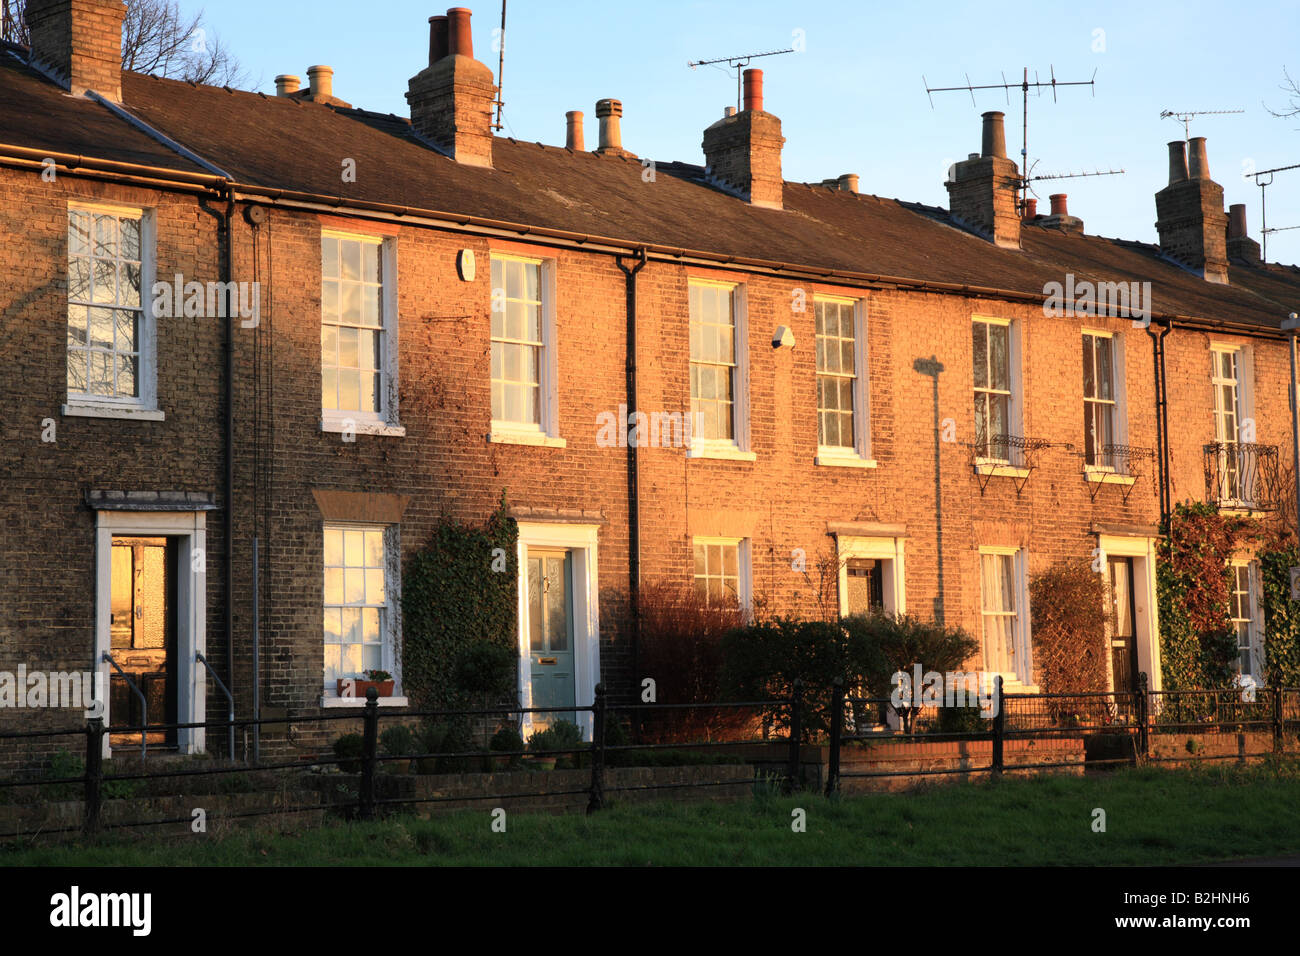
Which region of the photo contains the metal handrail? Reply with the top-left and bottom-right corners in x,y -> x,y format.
196,652 -> 235,762
102,652 -> 147,759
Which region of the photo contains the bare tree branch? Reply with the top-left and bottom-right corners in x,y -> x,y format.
5,0 -> 247,88
1264,65 -> 1300,122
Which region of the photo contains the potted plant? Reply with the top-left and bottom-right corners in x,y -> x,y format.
489,726 -> 525,771
549,720 -> 585,770
380,724 -> 416,774
336,669 -> 395,700
526,726 -> 558,770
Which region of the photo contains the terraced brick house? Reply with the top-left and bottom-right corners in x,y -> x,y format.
1,1 -> 1298,762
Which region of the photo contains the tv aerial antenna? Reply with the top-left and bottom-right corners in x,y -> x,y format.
925,67 -> 1106,214
1252,161 -> 1300,261
491,0 -> 507,131
689,47 -> 795,114
1159,108 -> 1244,141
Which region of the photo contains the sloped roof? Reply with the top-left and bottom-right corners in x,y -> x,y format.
2,50 -> 1298,330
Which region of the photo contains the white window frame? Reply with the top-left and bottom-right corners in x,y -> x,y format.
63,201 -> 163,421
687,279 -> 755,462
977,546 -> 1032,685
319,230 -> 404,438
814,295 -> 875,468
1210,344 -> 1257,507
1081,330 -> 1130,475
835,535 -> 905,616
1228,559 -> 1266,683
971,315 -> 1023,469
320,522 -> 406,707
488,253 -> 565,448
691,535 -> 753,615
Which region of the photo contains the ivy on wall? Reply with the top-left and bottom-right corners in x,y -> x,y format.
1156,501 -> 1300,690
1260,547 -> 1300,688
401,495 -> 519,708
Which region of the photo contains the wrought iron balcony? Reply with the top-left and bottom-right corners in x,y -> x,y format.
1083,444 -> 1157,503
971,434 -> 1057,493
1202,442 -> 1280,511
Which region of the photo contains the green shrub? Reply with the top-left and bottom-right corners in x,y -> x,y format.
489,726 -> 526,769
332,733 -> 365,774
933,702 -> 989,736
379,724 -> 416,772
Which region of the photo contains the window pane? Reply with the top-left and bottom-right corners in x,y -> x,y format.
989,325 -> 1009,390
1082,336 -> 1096,399
322,236 -> 339,278
972,323 -> 988,388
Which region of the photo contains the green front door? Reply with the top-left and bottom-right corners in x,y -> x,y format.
528,551 -> 576,727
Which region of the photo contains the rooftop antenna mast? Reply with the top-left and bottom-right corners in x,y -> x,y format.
924,66 -> 1098,214
1159,108 -> 1244,141
1252,161 -> 1300,261
491,0 -> 506,132
689,47 -> 795,114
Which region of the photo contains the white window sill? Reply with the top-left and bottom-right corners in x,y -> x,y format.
816,449 -> 878,469
63,403 -> 165,421
975,461 -> 1030,479
1084,469 -> 1136,486
687,442 -> 757,462
319,695 -> 410,708
320,417 -> 406,438
489,426 -> 567,448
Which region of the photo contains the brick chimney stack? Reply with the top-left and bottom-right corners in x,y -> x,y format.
1155,138 -> 1229,283
1039,192 -> 1084,234
701,68 -> 785,210
406,7 -> 497,168
945,111 -> 1021,248
1226,202 -> 1261,264
25,0 -> 126,103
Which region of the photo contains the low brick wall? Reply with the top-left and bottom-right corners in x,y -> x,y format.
1148,731 -> 1281,766
834,737 -> 1086,792
311,764 -> 758,815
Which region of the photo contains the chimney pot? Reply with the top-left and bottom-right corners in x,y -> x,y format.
1049,193 -> 1068,216
1022,198 -> 1037,221
429,15 -> 450,64
1229,203 -> 1247,239
1166,140 -> 1189,184
1187,136 -> 1210,180
306,65 -> 334,100
724,106 -> 736,118
275,74 -> 301,97
837,173 -> 859,193
981,111 -> 1007,159
565,110 -> 584,151
595,98 -> 624,153
447,7 -> 474,58
743,68 -> 763,112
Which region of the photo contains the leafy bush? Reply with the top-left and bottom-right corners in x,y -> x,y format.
379,724 -> 415,760
932,702 -> 989,736
843,612 -> 980,732
722,617 -> 874,740
636,582 -> 751,743
414,719 -> 474,774
332,733 -> 365,774
1260,547 -> 1300,687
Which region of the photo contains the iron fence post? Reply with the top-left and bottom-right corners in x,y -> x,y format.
83,716 -> 103,837
587,683 -> 606,813
1136,672 -> 1149,763
1273,684 -> 1284,753
991,675 -> 1005,776
359,687 -> 378,821
826,677 -> 843,797
786,679 -> 804,793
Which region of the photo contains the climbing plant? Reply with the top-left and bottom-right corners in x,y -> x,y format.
401,494 -> 519,709
1259,547 -> 1300,688
1029,558 -> 1109,695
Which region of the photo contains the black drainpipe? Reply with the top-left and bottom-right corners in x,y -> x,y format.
200,188 -> 237,741
616,248 -> 648,704
1146,319 -> 1173,522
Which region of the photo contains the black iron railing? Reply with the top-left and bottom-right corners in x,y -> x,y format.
1203,441 -> 1280,511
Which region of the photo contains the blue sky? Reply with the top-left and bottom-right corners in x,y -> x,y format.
200,0 -> 1300,260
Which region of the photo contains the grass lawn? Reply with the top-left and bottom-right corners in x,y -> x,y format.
5,760 -> 1300,866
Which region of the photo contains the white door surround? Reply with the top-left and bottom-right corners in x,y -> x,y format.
1097,533 -> 1162,695
93,509 -> 208,756
514,521 -> 601,739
